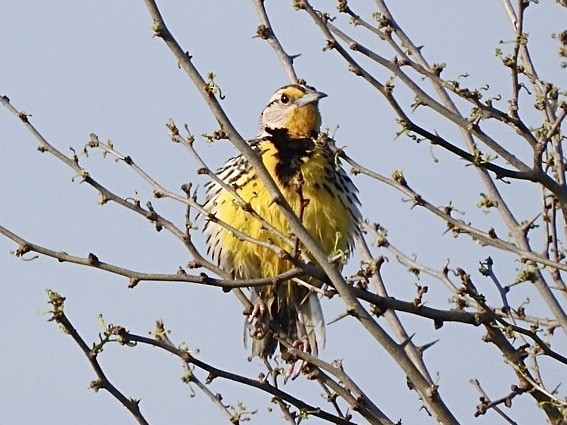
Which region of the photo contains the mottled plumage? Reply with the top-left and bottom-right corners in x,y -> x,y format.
202,85 -> 360,357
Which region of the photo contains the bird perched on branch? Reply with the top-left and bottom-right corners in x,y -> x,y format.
203,84 -> 360,359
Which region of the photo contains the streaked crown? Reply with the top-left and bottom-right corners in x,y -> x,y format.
258,84 -> 327,138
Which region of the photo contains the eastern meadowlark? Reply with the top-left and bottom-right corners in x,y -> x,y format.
203,84 -> 360,358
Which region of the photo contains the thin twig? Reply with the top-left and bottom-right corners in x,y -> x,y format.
252,0 -> 298,83
470,379 -> 519,424
0,224 -> 307,289
46,291 -> 150,425
124,330 -> 357,425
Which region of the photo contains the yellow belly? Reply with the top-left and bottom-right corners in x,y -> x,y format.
212,141 -> 354,284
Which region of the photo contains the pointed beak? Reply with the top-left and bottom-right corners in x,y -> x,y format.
294,90 -> 327,107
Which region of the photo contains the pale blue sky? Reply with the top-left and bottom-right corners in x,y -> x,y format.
1,1 -> 566,424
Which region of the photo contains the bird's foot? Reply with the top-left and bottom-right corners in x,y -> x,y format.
247,298 -> 268,340
283,338 -> 312,382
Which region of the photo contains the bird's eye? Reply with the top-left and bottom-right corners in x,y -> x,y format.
280,94 -> 290,104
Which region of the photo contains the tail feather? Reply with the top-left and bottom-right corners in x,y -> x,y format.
298,292 -> 325,356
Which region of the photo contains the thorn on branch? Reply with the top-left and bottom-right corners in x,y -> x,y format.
289,54 -> 302,63
87,253 -> 100,266
399,333 -> 415,348
419,339 -> 440,353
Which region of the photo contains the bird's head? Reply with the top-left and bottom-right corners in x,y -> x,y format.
258,84 -> 327,139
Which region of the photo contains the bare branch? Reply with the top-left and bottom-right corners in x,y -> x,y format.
46,291 -> 150,425
470,379 -> 519,424
252,0 -> 298,83
0,224 -> 308,289
125,327 -> 358,425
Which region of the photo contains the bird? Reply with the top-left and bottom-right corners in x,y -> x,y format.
202,84 -> 361,359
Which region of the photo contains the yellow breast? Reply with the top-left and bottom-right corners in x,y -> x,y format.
211,140 -> 357,283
